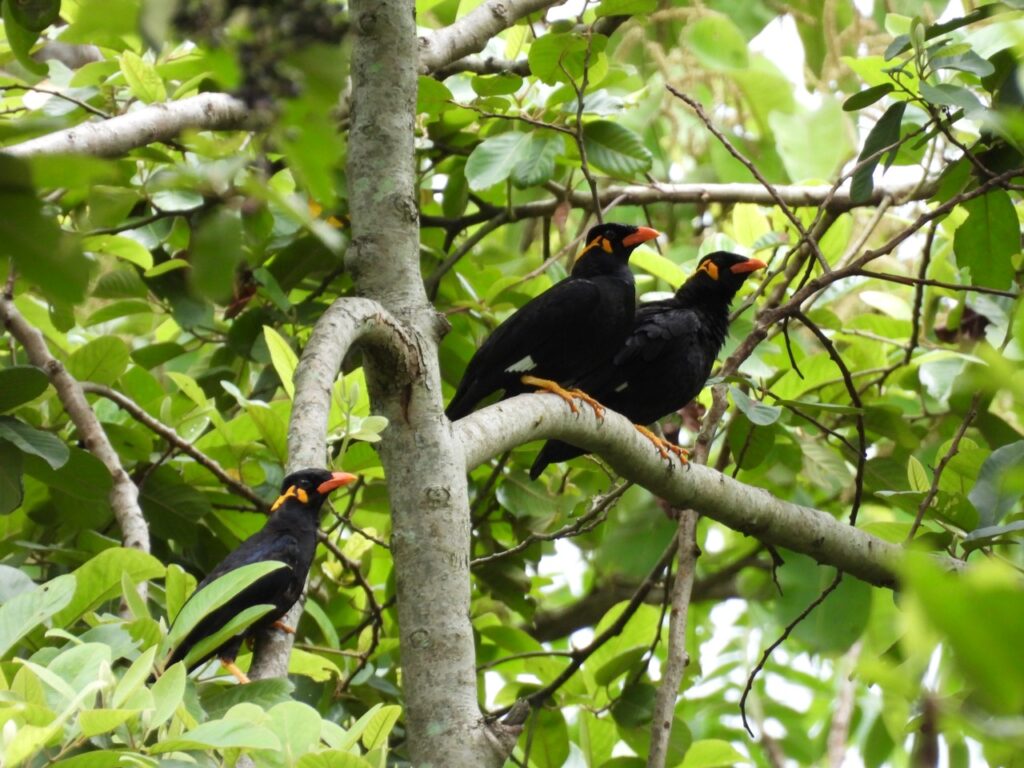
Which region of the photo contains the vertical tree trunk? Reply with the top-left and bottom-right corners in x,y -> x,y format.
346,1 -> 505,764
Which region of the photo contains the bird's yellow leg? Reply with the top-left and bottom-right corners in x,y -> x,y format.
634,425 -> 690,465
520,375 -> 580,415
566,388 -> 606,420
220,658 -> 251,684
272,620 -> 296,634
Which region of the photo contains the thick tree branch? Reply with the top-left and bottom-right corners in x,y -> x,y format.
247,296 -> 418,681
0,294 -> 150,555
418,0 -> 564,74
456,396 -> 964,588
3,93 -> 249,158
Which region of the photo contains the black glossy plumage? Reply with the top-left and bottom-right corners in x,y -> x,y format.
162,468 -> 355,675
445,223 -> 660,420
530,252 -> 766,478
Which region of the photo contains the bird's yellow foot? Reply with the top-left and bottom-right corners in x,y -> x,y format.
567,388 -> 606,420
220,658 -> 251,684
634,425 -> 689,465
272,620 -> 296,634
521,375 -> 580,415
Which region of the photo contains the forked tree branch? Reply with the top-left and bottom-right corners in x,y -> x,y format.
456,395 -> 964,588
247,296 -> 420,681
418,0 -> 565,74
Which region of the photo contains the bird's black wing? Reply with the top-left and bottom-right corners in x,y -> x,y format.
530,304 -> 702,479
166,531 -> 302,669
446,278 -> 605,419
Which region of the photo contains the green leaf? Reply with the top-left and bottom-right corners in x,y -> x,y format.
0,574 -> 75,658
931,50 -> 995,77
582,120 -> 652,177
851,101 -> 906,202
78,708 -> 139,737
296,752 -> 373,768
182,603 -> 276,669
968,440 -> 1024,527
144,257 -> 190,277
954,189 -> 1018,290
907,455 -> 930,493
684,14 -> 749,70
611,682 -> 656,728
843,83 -> 895,111
163,560 -> 289,656
150,718 -> 281,753
0,415 -> 70,469
465,132 -> 531,190
68,336 -> 131,385
190,209 -> 243,303
527,31 -> 607,85
361,704 -> 401,750
263,326 -> 299,399
0,366 -> 49,412
919,81 -> 984,113
164,564 -> 197,625
595,0 -> 655,17
265,701 -> 325,765
771,98 -> 854,182
150,661 -> 186,728
729,386 -> 781,426
0,156 -> 88,304
418,76 -> 454,115
83,234 -> 154,270
511,133 -> 563,188
680,739 -> 749,768
120,51 -> 168,103
2,1 -> 47,75
55,548 -> 165,627
775,554 -> 871,654
8,0 -> 61,30
0,441 -> 24,514
628,247 -> 687,287
470,74 -> 523,96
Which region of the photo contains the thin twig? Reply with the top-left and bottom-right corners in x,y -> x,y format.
646,510 -> 700,768
906,393 -> 982,541
81,383 -> 269,511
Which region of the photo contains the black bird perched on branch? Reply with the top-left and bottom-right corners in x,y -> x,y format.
445,223 -> 660,421
159,468 -> 357,683
530,251 -> 766,478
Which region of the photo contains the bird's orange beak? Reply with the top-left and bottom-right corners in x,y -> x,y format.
317,472 -> 358,494
622,226 -> 661,247
730,258 -> 767,274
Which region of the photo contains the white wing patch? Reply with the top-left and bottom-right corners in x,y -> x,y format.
614,382 -> 629,392
506,355 -> 536,373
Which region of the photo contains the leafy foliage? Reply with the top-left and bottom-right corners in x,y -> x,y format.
1,0 -> 1023,766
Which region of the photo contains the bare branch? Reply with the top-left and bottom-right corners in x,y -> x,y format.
4,93 -> 249,158
0,295 -> 150,555
647,510 -> 699,768
455,395 -> 965,587
418,0 -> 565,74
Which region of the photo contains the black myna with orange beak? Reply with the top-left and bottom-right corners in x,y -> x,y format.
530,251 -> 766,477
161,468 -> 357,683
446,223 -> 660,421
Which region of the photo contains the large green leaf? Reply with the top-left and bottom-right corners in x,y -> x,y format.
511,134 -> 564,188
0,441 -> 24,515
684,14 -> 749,70
162,560 -> 289,656
0,574 -> 75,657
150,718 -> 282,753
0,415 -> 69,469
527,32 -> 608,85
851,101 -> 906,202
263,325 -> 299,399
954,189 -> 1018,289
0,366 -> 49,412
190,208 -> 243,303
769,97 -> 854,182
465,132 -> 531,190
581,120 -> 652,177
182,603 -> 276,669
968,440 -> 1024,527
68,337 -> 131,385
54,548 -> 165,627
